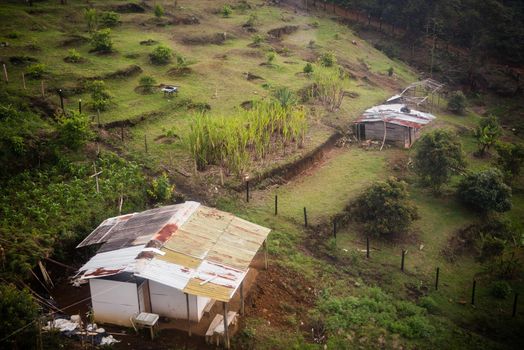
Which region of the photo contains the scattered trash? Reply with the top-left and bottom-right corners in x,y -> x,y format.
42,315 -> 120,346
101,335 -> 120,345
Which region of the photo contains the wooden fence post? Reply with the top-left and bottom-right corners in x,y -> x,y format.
40,80 -> 45,97
303,207 -> 308,227
401,249 -> 406,271
144,134 -> 148,153
366,236 -> 370,258
471,280 -> 476,305
333,219 -> 337,239
435,267 -> 440,290
274,195 -> 278,216
246,180 -> 249,202
78,99 -> 82,114
22,72 -> 26,89
2,63 -> 8,83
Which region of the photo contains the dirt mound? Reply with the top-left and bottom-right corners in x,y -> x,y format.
9,55 -> 38,66
104,65 -> 142,79
139,39 -> 158,46
240,100 -> 253,109
102,111 -> 165,129
267,25 -> 299,39
59,35 -> 89,47
29,96 -> 59,118
181,32 -> 232,45
167,67 -> 193,77
113,3 -> 145,13
171,15 -> 200,25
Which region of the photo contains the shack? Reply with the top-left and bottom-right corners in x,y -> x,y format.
354,104 -> 436,148
76,201 -> 270,347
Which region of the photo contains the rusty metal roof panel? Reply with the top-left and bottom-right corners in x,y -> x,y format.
78,245 -> 146,279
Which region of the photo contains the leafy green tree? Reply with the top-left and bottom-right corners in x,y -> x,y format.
99,11 -> 120,28
154,4 -> 164,18
150,45 -> 172,65
495,142 -> 524,183
148,173 -> 175,203
447,90 -> 466,114
56,110 -> 93,150
319,51 -> 337,67
413,129 -> 466,192
474,115 -> 501,156
251,34 -> 264,46
221,4 -> 233,17
0,284 -> 39,349
90,29 -> 113,52
303,62 -> 314,75
65,48 -> 82,63
351,178 -> 419,238
139,75 -> 157,94
457,168 -> 512,213
84,8 -> 98,32
87,80 -> 112,111
273,87 -> 297,108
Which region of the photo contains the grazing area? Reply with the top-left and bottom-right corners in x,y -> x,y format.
0,1 -> 522,350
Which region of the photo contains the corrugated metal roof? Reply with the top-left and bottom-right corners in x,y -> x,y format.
355,103 -> 436,129
77,201 -> 271,302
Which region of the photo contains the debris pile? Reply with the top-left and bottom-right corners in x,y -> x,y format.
43,315 -> 120,346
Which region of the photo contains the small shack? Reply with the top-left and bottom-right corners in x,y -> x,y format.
76,201 -> 270,347
354,104 -> 436,148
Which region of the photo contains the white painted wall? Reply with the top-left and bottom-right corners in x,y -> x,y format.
89,279 -> 139,327
148,280 -> 209,322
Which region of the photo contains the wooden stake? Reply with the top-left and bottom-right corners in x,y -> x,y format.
58,89 -> 64,111
401,249 -> 406,271
97,109 -> 101,128
333,219 -> 337,239
144,134 -> 148,153
121,126 -> 124,142
2,63 -> 8,83
185,293 -> 191,336
246,180 -> 249,202
366,236 -> 370,258
435,267 -> 440,290
22,72 -> 26,89
274,195 -> 278,215
303,207 -> 308,227
118,194 -> 123,214
40,80 -> 45,97
78,99 -> 82,114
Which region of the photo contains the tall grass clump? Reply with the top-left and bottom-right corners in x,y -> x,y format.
187,100 -> 307,175
311,64 -> 348,112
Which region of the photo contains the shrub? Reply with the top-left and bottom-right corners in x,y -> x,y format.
448,90 -> 467,114
308,40 -> 316,48
154,4 -> 164,18
25,63 -> 47,79
303,62 -> 314,75
413,129 -> 466,192
150,45 -> 172,65
490,281 -> 512,299
266,51 -> 276,64
245,13 -> 258,27
65,48 -> 82,63
90,29 -> 113,52
84,8 -> 98,32
418,296 -> 439,314
495,142 -> 524,183
457,168 -> 511,213
388,66 -> 394,76
221,4 -> 233,17
148,173 -> 175,203
0,284 -> 39,348
99,11 -> 120,28
139,76 -> 156,93
87,80 -> 112,111
272,87 -> 297,108
479,236 -> 506,261
474,115 -> 501,156
319,51 -> 336,67
351,178 -> 418,238
56,111 -> 93,150
251,34 -> 264,46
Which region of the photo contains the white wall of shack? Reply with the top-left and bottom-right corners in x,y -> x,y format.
149,280 -> 210,322
89,279 -> 139,327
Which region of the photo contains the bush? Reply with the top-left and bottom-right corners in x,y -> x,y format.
303,62 -> 314,75
319,51 -> 336,67
150,45 -> 172,65
90,29 -> 113,52
418,296 -> 439,314
251,33 -> 264,46
272,87 -> 297,108
266,51 -> 276,64
351,178 -> 418,238
387,66 -> 394,76
65,48 -> 82,63
0,284 -> 39,349
56,111 -> 93,150
495,142 -> 524,183
99,11 -> 120,28
308,40 -> 316,49
448,90 -> 467,114
148,173 -> 175,203
84,8 -> 98,32
154,4 -> 164,18
479,236 -> 506,261
474,115 -> 501,156
221,5 -> 233,17
139,76 -> 156,94
413,129 -> 466,192
245,13 -> 258,26
490,281 -> 512,299
457,168 -> 512,213
25,63 -> 47,79
87,80 -> 112,111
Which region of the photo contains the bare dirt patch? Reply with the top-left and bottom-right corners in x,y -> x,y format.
113,3 -> 146,13
267,25 -> 299,40
181,33 -> 232,45
59,35 -> 89,48
104,65 -> 143,79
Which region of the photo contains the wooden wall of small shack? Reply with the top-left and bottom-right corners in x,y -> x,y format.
361,121 -> 410,148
